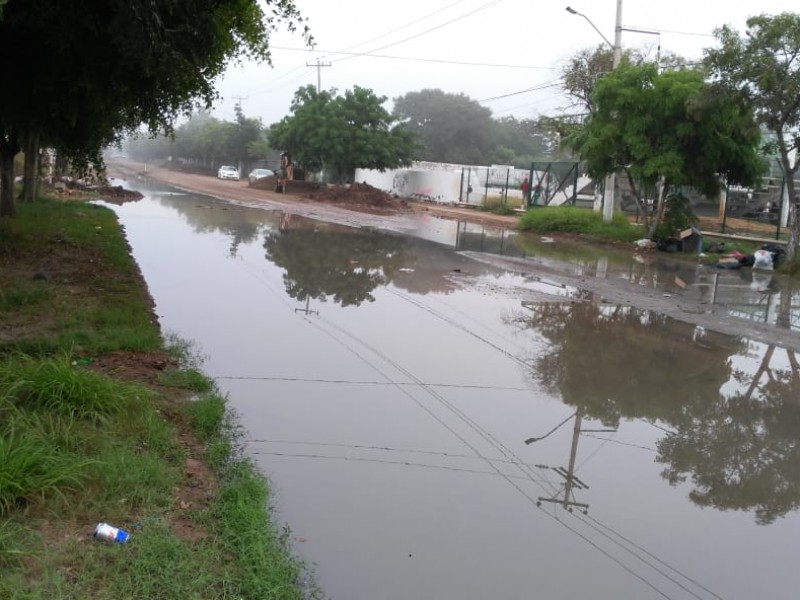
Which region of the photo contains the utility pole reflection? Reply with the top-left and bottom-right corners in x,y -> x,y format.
526,409 -> 616,513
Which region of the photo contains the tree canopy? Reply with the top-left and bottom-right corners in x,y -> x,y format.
704,12 -> 800,261
567,63 -> 765,236
0,0 -> 309,216
269,85 -> 416,183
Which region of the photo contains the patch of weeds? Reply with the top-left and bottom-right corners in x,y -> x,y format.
159,367 -> 213,393
187,393 -> 227,440
519,206 -> 640,242
480,197 -> 523,215
0,408 -> 96,515
0,283 -> 53,311
213,459 -> 306,599
0,354 -> 152,422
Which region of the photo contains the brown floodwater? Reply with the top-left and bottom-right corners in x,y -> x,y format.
106,179 -> 800,600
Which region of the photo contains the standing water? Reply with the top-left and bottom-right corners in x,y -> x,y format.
107,180 -> 800,600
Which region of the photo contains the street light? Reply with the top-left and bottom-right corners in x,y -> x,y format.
565,6 -> 614,49
566,2 -> 623,222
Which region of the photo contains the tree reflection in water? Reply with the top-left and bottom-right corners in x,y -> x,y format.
514,300 -> 800,524
264,220 -> 410,307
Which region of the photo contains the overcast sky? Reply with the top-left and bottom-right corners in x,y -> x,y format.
213,0 -> 799,126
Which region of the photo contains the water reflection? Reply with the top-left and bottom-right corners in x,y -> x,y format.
264,219 -> 410,307
514,301 -> 800,524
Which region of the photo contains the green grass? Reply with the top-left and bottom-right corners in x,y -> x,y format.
0,196 -> 311,598
518,206 -> 641,242
0,354 -> 152,421
480,196 -> 523,215
0,197 -> 161,355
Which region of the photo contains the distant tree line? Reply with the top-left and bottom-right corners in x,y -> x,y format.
127,86 -> 563,180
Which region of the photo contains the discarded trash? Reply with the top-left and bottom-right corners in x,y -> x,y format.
540,236 -> 554,243
72,357 -> 93,366
634,238 -> 657,250
94,522 -> 130,544
753,249 -> 774,270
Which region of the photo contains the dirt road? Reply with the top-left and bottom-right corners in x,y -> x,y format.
106,160 -> 521,230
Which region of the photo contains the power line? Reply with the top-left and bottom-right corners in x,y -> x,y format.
479,80 -> 562,103
338,0 -> 469,54
212,374 -> 535,391
333,0 -> 506,65
269,44 -> 558,70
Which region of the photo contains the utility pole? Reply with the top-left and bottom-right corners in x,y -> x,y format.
306,58 -> 332,92
231,96 -> 248,114
602,0 -> 624,224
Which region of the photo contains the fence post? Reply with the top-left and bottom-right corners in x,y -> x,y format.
776,176 -> 786,241
459,168 -> 465,203
572,163 -> 579,206
721,183 -> 729,234
504,168 -> 510,204
527,163 -> 534,208
484,168 -> 489,204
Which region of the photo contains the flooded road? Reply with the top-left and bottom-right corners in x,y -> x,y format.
108,180 -> 800,600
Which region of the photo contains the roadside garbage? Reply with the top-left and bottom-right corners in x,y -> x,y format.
634,239 -> 657,251
72,357 -> 93,366
753,249 -> 774,270
93,522 -> 130,544
761,244 -> 786,267
706,241 -> 726,253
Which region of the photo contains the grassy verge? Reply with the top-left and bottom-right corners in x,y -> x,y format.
0,197 -> 312,599
518,206 -> 641,243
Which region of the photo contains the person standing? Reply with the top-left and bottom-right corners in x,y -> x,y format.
521,177 -> 529,204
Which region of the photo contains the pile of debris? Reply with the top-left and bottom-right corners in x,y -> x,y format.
308,182 -> 402,208
96,185 -> 144,204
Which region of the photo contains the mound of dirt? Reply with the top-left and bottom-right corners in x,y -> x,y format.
308,182 -> 401,208
97,185 -> 144,204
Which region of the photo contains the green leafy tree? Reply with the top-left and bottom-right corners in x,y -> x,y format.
270,85 -> 416,183
392,89 -> 497,165
704,12 -> 800,262
567,64 -> 765,237
0,0 -> 308,217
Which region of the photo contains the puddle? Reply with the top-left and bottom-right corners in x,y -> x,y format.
109,184 -> 800,600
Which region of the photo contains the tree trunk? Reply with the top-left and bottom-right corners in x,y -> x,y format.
21,128 -> 41,203
624,169 -> 650,231
0,132 -> 20,218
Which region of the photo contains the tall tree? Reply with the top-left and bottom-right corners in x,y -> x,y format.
392,89 -> 497,165
567,63 -> 765,236
0,0 -> 309,217
270,85 -> 416,183
704,12 -> 800,262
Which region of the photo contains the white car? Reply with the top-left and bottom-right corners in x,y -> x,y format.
248,168 -> 274,183
217,165 -> 240,180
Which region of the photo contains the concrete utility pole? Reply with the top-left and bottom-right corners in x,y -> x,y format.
602,0 -> 624,223
306,58 -> 332,92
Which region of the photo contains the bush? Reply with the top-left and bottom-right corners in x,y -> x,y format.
653,192 -> 698,240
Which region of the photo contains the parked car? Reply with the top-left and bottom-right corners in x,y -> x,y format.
248,168 -> 274,184
217,165 -> 240,181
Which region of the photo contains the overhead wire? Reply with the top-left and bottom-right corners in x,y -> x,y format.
225,243 -> 704,598
332,0 -> 507,66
